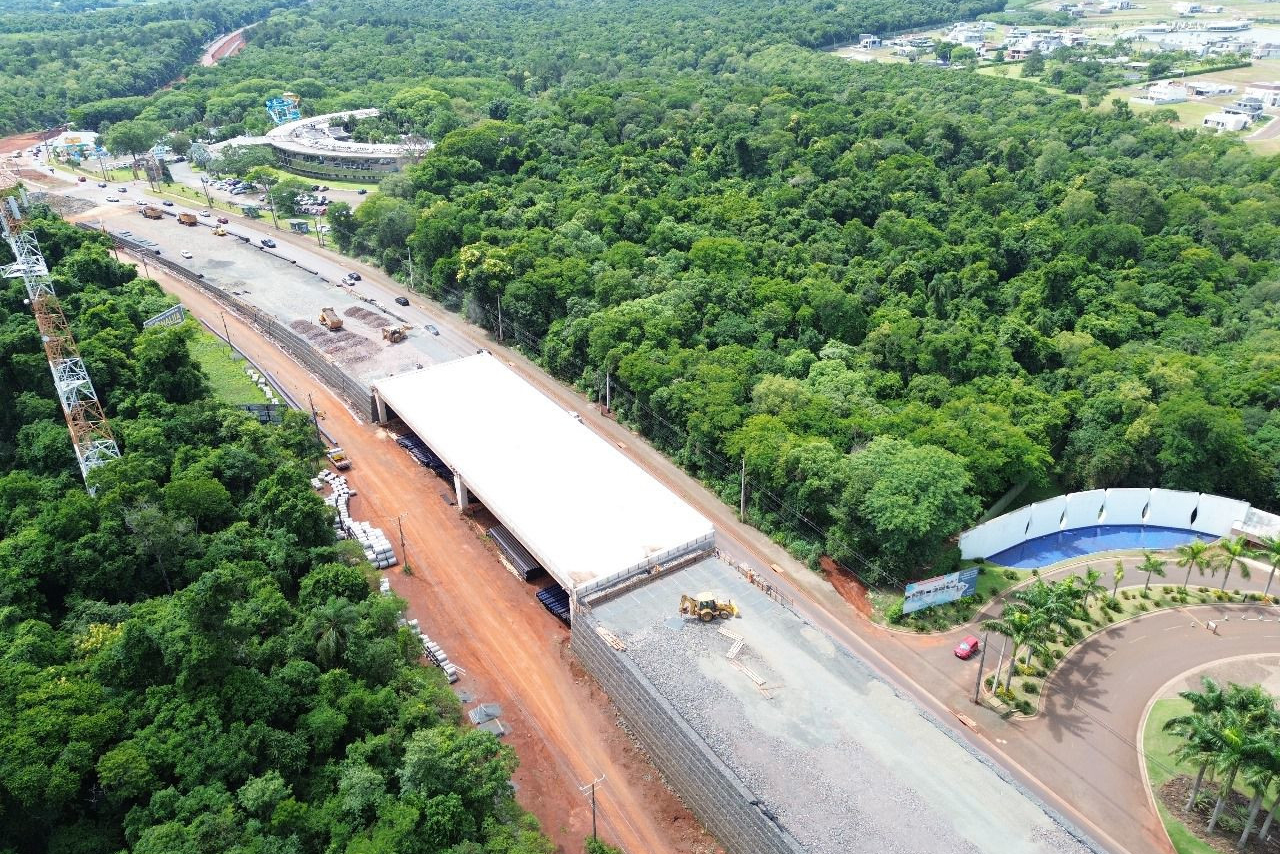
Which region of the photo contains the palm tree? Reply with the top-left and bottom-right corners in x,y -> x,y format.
982,605 -> 1047,691
1177,539 -> 1213,592
1214,537 -> 1256,593
1257,536 -> 1280,603
1111,560 -> 1125,600
1166,678 -> 1229,809
1237,737 -> 1280,849
1081,566 -> 1107,611
313,597 -> 359,669
1206,715 -> 1249,833
1139,551 -> 1167,594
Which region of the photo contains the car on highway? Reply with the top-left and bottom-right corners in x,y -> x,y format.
953,636 -> 981,660
77,176 -> 86,182
394,296 -> 410,306
135,199 -> 146,206
199,210 -> 210,217
161,200 -> 174,207
180,250 -> 193,259
96,182 -> 106,188
357,188 -> 368,195
216,216 -> 229,224
425,324 -> 439,335
116,187 -> 127,193
347,272 -> 361,281
260,238 -> 276,248
104,196 -> 119,203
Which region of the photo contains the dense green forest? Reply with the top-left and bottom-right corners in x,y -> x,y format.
0,0 -> 304,135
137,0 -> 1279,581
0,213 -> 554,854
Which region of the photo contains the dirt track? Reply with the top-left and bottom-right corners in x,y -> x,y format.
130,256 -> 720,854
201,27 -> 250,66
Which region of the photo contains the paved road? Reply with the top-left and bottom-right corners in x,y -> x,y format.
1011,606 -> 1280,854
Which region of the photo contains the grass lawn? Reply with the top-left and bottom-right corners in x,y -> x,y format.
187,329 -> 267,406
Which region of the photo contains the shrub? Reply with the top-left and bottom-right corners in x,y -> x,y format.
1199,586 -> 1210,593
1034,665 -> 1048,678
1023,681 -> 1040,695
1051,649 -> 1063,661
886,600 -> 904,624
1017,699 -> 1035,715
1122,591 -> 1133,600
1004,569 -> 1019,580
1137,603 -> 1150,612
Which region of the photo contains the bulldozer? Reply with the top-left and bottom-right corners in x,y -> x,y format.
679,591 -> 739,622
382,324 -> 411,343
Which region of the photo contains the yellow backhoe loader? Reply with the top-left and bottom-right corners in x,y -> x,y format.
679,591 -> 739,622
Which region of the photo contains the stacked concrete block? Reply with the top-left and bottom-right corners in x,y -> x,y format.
314,470 -> 398,568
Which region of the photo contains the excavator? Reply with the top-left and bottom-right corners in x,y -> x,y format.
679,591 -> 739,622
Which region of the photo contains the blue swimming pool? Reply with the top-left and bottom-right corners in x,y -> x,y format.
986,525 -> 1213,569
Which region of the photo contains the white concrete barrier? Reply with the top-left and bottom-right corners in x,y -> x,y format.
960,488 -> 1253,560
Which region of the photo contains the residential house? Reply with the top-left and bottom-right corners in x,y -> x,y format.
1223,95 -> 1265,116
1131,82 -> 1189,104
1185,80 -> 1236,97
1243,82 -> 1280,108
1203,111 -> 1251,130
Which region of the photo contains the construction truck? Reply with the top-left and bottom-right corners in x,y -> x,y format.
325,447 -> 351,470
319,307 -> 343,331
212,225 -> 226,236
679,592 -> 739,622
177,212 -> 197,226
382,324 -> 410,343
141,206 -> 163,219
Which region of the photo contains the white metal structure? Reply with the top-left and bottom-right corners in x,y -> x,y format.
1,192 -> 121,489
372,354 -> 714,595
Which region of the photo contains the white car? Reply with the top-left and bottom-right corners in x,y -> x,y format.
180,250 -> 193,259
199,210 -> 210,217
104,196 -> 119,202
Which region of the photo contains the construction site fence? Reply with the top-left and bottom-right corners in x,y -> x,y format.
88,226 -> 373,415
575,532 -> 717,599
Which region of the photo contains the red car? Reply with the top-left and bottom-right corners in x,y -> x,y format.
216,216 -> 229,224
954,636 -> 981,660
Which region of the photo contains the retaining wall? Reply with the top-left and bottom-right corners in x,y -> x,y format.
570,610 -> 806,854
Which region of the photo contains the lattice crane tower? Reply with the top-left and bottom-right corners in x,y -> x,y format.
0,188 -> 121,490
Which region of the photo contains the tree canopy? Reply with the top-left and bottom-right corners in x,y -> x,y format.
0,211 -> 554,854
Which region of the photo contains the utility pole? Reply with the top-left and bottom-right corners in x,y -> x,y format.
220,311 -> 233,356
739,455 -> 747,522
394,513 -> 406,558
406,244 -> 414,291
604,370 -> 611,413
579,776 -> 605,842
972,631 -> 989,704
497,295 -> 504,341
307,393 -> 323,445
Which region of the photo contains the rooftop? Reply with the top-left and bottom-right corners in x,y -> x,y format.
372,355 -> 714,594
590,557 -> 1097,854
265,109 -> 427,159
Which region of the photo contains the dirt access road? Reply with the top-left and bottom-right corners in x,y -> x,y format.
123,256 -> 719,854
201,26 -> 252,67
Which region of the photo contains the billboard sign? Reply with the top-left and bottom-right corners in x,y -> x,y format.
903,567 -> 979,614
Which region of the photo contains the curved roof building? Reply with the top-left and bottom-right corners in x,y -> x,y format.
264,109 -> 429,180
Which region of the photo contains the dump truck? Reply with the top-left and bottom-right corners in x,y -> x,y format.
382,324 -> 410,343
679,592 -> 739,622
177,212 -> 197,226
319,307 -> 343,331
325,447 -> 351,470
141,206 -> 163,219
